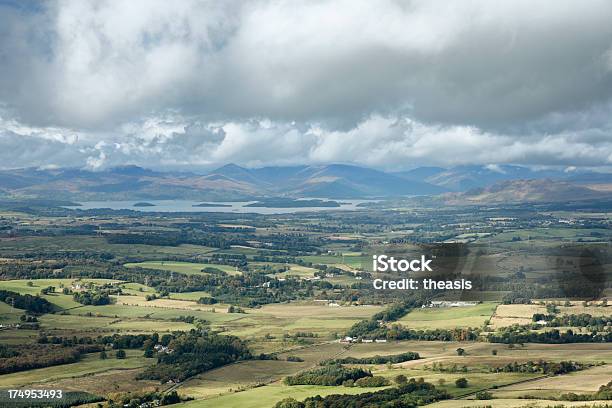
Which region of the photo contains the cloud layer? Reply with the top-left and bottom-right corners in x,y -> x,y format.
1,0 -> 612,170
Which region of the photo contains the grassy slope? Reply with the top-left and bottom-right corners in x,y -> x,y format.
0,350 -> 151,388
398,302 -> 498,329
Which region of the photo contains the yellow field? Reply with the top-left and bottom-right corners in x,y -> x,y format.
489,304 -> 545,328
34,368 -> 161,396
498,364 -> 611,394
428,399 -> 611,408
180,360 -> 312,399
490,302 -> 612,328
180,342 -> 346,399
557,303 -> 612,317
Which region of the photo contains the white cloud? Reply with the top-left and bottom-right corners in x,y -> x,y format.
1,112 -> 611,171
1,1 -> 612,170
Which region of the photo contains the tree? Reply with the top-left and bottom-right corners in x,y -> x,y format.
143,348 -> 154,358
455,377 -> 468,388
274,398 -> 305,408
394,374 -> 407,385
99,350 -> 107,360
160,391 -> 181,405
456,348 -> 465,356
475,390 -> 493,400
437,378 -> 446,386
491,349 -> 498,356
115,349 -> 126,359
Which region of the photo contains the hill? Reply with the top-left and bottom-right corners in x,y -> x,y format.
443,179 -> 612,204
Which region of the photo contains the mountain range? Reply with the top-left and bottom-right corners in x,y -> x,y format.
0,163 -> 609,203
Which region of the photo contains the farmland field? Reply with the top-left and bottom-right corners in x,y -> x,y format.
0,201 -> 610,408
0,350 -> 151,388
398,302 -> 498,329
125,261 -> 241,275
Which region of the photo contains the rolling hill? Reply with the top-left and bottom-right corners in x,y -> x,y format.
395,165 -> 567,191
443,179 -> 612,204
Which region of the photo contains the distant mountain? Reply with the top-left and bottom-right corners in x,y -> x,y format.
0,166 -> 259,201
204,163 -> 446,198
393,166 -> 446,181
0,163 -> 445,200
208,164 -> 269,186
395,165 -> 609,192
427,165 -> 536,191
0,164 -> 607,202
443,179 -> 612,204
285,164 -> 446,197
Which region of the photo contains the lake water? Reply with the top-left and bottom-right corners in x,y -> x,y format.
63,199 -> 375,214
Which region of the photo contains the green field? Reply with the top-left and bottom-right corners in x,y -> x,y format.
169,290 -> 212,301
269,264 -> 318,279
302,254 -> 367,269
398,302 -> 498,329
0,278 -> 120,310
125,261 -> 240,275
72,303 -> 243,323
0,301 -> 21,324
219,302 -> 385,338
178,384 -> 388,408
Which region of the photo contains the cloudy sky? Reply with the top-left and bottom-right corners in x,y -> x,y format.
1,0 -> 612,171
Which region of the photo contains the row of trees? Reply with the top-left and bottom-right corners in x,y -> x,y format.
73,290 -> 112,305
284,365 -> 372,386
348,321 -> 481,342
0,289 -> 53,314
533,313 -> 611,328
321,352 -> 420,365
0,344 -> 102,375
39,332 -> 173,350
491,360 -> 591,375
488,327 -> 612,344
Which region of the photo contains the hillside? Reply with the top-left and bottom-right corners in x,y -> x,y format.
443,179 -> 612,204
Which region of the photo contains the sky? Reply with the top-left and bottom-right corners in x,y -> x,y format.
1,0 -> 612,171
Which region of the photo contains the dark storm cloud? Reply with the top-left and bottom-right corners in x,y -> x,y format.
0,0 -> 612,170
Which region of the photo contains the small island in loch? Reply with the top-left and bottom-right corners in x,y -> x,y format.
193,202 -> 232,207
133,202 -> 156,207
